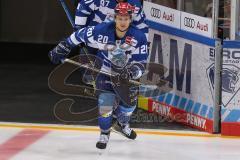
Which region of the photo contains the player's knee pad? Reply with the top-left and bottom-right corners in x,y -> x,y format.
98,92 -> 117,117
98,92 -> 117,131
115,105 -> 136,125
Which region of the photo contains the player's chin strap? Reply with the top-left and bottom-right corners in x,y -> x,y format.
116,26 -> 129,33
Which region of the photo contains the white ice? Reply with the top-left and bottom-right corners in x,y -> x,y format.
0,124 -> 240,160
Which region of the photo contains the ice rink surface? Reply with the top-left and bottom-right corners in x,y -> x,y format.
0,123 -> 240,160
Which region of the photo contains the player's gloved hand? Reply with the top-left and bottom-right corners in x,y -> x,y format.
128,63 -> 145,80
115,63 -> 145,83
48,40 -> 72,64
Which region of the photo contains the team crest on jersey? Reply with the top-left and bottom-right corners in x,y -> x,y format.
206,63 -> 240,107
110,48 -> 128,67
104,40 -> 133,67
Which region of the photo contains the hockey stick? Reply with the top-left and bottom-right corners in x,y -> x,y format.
63,58 -> 141,85
62,58 -> 169,88
59,0 -> 75,28
59,0 -> 96,67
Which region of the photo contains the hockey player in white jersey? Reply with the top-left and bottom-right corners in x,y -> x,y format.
49,2 -> 148,149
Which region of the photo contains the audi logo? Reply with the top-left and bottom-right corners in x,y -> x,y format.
151,7 -> 161,18
184,17 -> 195,28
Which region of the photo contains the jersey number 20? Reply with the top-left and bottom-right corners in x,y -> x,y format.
97,35 -> 108,43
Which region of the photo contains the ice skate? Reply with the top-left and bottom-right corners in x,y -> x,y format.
112,122 -> 137,140
96,132 -> 110,149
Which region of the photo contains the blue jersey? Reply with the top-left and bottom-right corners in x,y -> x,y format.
67,21 -> 148,74
74,0 -> 148,38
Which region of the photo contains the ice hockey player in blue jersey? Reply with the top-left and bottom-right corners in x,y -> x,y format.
74,0 -> 148,38
49,2 -> 148,149
74,0 -> 148,84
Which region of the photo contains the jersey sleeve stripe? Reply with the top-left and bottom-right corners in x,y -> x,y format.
75,16 -> 88,25
136,23 -> 148,29
68,33 -> 81,46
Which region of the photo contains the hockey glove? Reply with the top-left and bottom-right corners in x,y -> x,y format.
48,40 -> 72,64
114,63 -> 144,84
128,63 -> 145,80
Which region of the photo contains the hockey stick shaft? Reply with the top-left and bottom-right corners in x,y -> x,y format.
62,58 -> 142,86
59,0 -> 75,28
63,58 -> 114,77
59,0 -> 95,68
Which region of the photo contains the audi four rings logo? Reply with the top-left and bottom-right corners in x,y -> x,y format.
184,17 -> 195,28
151,7 -> 161,18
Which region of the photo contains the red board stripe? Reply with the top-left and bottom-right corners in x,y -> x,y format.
148,99 -> 214,133
0,129 -> 49,160
222,122 -> 240,136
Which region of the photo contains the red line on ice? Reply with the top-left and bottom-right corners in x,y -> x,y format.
0,129 -> 49,160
